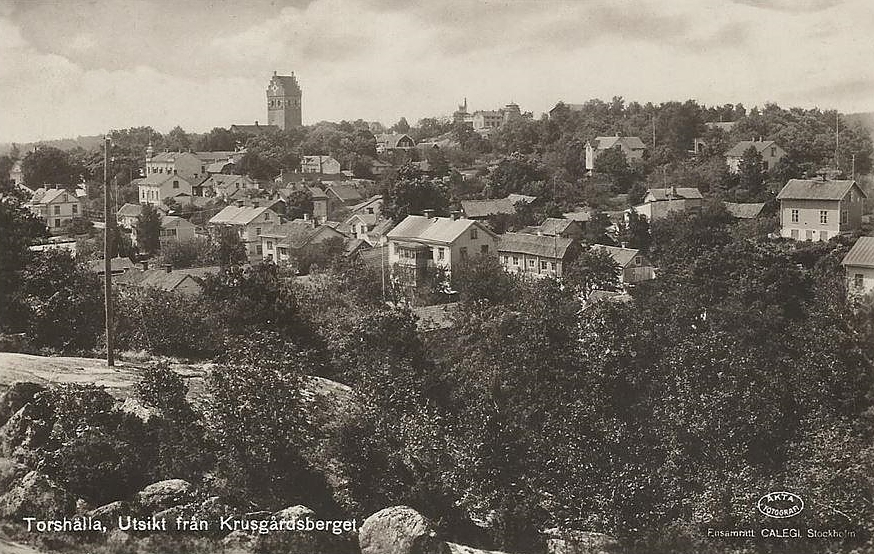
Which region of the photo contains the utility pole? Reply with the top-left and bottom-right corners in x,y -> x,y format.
103,137 -> 115,367
835,111 -> 840,170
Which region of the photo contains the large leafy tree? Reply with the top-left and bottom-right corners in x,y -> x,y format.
380,165 -> 451,223
135,203 -> 161,256
0,199 -> 48,331
22,147 -> 78,187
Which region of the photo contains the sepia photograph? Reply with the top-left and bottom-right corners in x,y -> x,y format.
1,1 -> 874,553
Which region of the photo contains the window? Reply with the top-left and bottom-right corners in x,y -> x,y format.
54,219 -> 61,227
820,210 -> 828,224
540,261 -> 548,270
806,230 -> 814,241
264,213 -> 270,221
528,259 -> 535,268
53,205 -> 60,215
820,231 -> 828,241
460,247 -> 468,260
255,228 -> 261,236
513,256 -> 519,265
437,247 -> 445,260
791,229 -> 799,240
635,256 -> 642,266
267,240 -> 273,249
173,181 -> 179,189
173,169 -> 177,174
855,274 -> 864,288
771,147 -> 777,157
256,244 -> 263,255
470,228 -> 478,240
72,205 -> 78,215
481,244 -> 489,254
790,209 -> 799,223
841,209 -> 849,224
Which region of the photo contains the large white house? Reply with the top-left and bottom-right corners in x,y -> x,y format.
385,214 -> 498,288
775,178 -> 866,242
208,205 -> 279,257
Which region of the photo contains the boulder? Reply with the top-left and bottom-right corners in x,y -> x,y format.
0,382 -> 45,427
0,403 -> 52,457
0,470 -> 75,519
221,505 -> 359,554
545,529 -> 620,554
87,500 -> 128,523
119,396 -> 160,423
0,457 -> 28,492
135,479 -> 194,514
359,506 -> 444,554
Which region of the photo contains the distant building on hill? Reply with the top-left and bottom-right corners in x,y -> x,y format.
725,139 -> 786,173
585,136 -> 646,171
775,177 -> 866,241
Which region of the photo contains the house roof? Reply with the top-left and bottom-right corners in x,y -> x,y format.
205,161 -> 235,173
34,188 -> 76,205
725,140 -> 782,157
147,151 -> 201,164
498,232 -> 576,259
724,202 -> 766,219
161,215 -> 194,229
842,236 -> 874,268
537,218 -> 578,236
349,195 -> 383,214
460,198 -> 516,219
259,222 -> 319,248
117,203 -> 142,217
376,133 -> 413,148
646,187 -> 703,201
563,209 -> 592,222
87,257 -> 136,274
326,184 -> 363,202
506,193 -> 537,205
595,245 -> 643,268
387,215 -> 490,245
776,179 -> 864,201
230,123 -> 280,135
115,266 -> 220,292
302,155 -> 338,165
594,136 -> 646,150
209,205 -> 274,225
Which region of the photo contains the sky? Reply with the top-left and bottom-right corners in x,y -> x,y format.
1,0 -> 873,143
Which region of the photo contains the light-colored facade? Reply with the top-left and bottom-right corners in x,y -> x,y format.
725,140 -> 786,173
586,136 -> 646,171
208,205 -> 279,257
375,133 -> 414,153
776,179 -> 866,242
136,173 -> 194,205
131,215 -> 196,247
630,187 -> 703,222
260,221 -> 345,265
386,215 -> 498,287
842,237 -> 874,298
145,151 -> 205,181
28,188 -> 83,232
498,233 -> 579,278
595,245 -> 656,285
301,155 -> 341,174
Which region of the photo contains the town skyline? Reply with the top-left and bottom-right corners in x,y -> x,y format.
2,0 -> 874,144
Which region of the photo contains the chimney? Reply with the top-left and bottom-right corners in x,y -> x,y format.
141,261 -> 149,271
303,213 -> 310,221
255,120 -> 259,126
163,264 -> 172,273
422,209 -> 435,219
621,241 -> 628,249
450,210 -> 461,220
236,200 -> 244,208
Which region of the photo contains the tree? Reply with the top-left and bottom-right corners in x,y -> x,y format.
164,126 -> 192,151
593,147 -> 634,191
135,204 -> 161,256
285,189 -> 313,220
391,117 -> 411,134
157,236 -> 213,269
21,147 -> 78,187
738,145 -> 765,196
0,199 -> 48,332
210,227 -> 246,267
380,165 -> 451,223
196,127 -> 237,151
563,248 -> 621,295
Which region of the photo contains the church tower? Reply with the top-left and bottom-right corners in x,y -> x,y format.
266,71 -> 302,130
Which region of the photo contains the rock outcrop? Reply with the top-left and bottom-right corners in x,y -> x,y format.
0,382 -> 45,427
0,457 -> 28,492
0,402 -> 52,457
359,506 -> 444,554
135,479 -> 194,514
0,471 -> 75,519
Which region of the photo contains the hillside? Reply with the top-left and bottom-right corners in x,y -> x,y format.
0,135 -> 104,156
845,111 -> 874,143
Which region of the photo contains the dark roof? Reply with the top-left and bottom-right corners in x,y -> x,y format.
115,266 -> 220,292
776,179 -> 864,201
563,209 -> 592,222
87,257 -> 136,274
594,136 -> 646,150
327,184 -> 363,202
498,232 -> 576,259
460,198 -> 515,218
724,202 -> 765,219
537,218 -> 579,236
646,187 -> 703,201
595,245 -> 644,268
842,236 -> 874,268
117,203 -> 142,217
726,140 -> 781,157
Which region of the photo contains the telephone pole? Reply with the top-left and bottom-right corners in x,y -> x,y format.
103,137 -> 115,367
